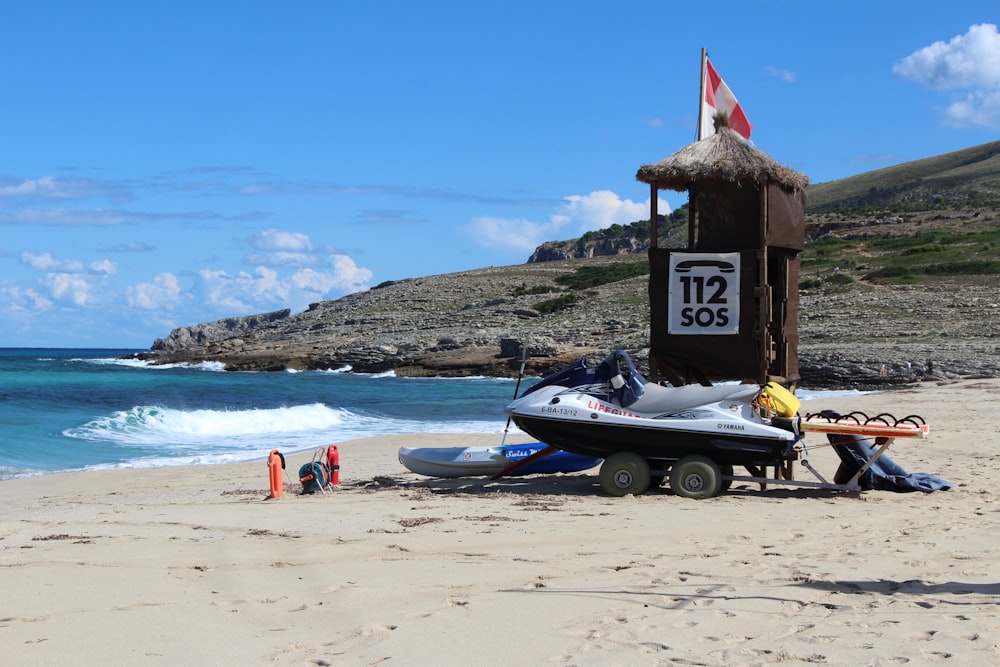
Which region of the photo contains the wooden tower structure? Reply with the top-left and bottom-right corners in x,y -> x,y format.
635,116 -> 809,386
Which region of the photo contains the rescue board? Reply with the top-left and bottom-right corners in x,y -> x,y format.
398,443 -> 601,478
800,415 -> 929,439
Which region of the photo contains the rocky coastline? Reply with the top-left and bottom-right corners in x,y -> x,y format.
136,256 -> 999,391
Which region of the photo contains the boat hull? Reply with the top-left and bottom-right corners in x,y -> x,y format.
510,413 -> 793,467
398,443 -> 601,478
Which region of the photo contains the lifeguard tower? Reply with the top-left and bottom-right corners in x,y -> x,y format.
636,115 -> 809,387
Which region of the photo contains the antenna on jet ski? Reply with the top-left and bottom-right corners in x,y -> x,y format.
500,342 -> 528,447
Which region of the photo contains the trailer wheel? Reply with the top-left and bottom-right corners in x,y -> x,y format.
669,455 -> 722,499
599,452 -> 651,497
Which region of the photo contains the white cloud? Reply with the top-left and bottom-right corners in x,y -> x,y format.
1,286 -> 54,312
16,251 -> 119,310
246,228 -> 321,267
461,216 -> 546,254
245,250 -> 318,267
0,175 -> 119,201
21,252 -> 115,276
89,259 -> 117,276
194,254 -> 372,315
45,273 -> 92,307
942,90 -> 1000,129
1,207 -> 227,226
462,190 -> 668,255
21,251 -> 85,273
249,266 -> 285,301
194,266 -> 296,312
766,66 -> 797,83
291,267 -> 341,294
894,23 -> 1000,130
3,208 -> 143,225
894,23 -> 1000,89
196,269 -> 258,312
106,241 -> 156,253
327,254 -> 373,291
552,190 -> 649,230
254,228 -> 315,252
127,273 -> 182,310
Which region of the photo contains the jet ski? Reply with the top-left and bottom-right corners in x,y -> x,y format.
504,350 -> 801,498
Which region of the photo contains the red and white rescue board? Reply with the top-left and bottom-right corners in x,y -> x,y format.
799,419 -> 929,439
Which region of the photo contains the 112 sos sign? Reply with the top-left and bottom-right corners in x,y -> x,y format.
667,253 -> 740,335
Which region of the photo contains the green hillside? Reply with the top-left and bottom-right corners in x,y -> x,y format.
801,140 -> 1000,286
805,140 -> 1000,211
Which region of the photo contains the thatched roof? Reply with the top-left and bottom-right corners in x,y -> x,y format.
636,116 -> 809,192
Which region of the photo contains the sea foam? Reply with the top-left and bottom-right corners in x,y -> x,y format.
65,403 -> 348,445
64,402 -> 507,449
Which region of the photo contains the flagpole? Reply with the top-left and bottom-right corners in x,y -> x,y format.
690,48 -> 706,249
697,47 -> 707,141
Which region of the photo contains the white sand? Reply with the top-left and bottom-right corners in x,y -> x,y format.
2,379 -> 998,666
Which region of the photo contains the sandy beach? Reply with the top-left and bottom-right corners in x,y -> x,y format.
2,379 -> 998,666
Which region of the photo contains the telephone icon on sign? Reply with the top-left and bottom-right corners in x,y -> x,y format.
673,259 -> 736,273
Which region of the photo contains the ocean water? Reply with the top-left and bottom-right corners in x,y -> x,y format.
0,348 -> 863,479
0,348 -> 525,478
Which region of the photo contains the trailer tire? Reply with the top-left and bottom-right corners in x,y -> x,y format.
599,452 -> 651,497
670,455 -> 722,499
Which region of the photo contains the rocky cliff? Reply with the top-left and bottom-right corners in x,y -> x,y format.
528,235 -> 647,262
136,255 -> 1000,390
152,309 -> 292,353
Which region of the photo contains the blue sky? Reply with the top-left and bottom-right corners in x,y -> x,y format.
2,1 -> 998,348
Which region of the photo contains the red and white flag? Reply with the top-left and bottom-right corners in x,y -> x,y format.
700,58 -> 752,140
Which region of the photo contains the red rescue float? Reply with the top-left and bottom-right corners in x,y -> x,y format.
327,445 -> 340,485
267,449 -> 285,499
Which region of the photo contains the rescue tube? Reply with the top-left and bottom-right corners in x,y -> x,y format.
327,445 -> 340,485
267,449 -> 285,499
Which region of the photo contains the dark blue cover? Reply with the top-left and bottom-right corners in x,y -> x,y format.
828,434 -> 952,492
501,443 -> 601,475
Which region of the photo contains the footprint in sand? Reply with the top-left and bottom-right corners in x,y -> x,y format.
920,650 -> 954,660
723,635 -> 753,644
638,641 -> 670,652
360,624 -> 397,636
776,623 -> 815,639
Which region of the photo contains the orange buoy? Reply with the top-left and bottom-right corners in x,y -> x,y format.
267,449 -> 285,498
327,445 -> 340,485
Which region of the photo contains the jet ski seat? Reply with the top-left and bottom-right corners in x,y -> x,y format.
627,382 -> 760,415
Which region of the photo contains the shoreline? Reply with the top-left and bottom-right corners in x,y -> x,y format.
2,379 -> 998,665
0,383 -> 887,481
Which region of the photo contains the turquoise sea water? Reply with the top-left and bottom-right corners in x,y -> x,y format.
0,348 -> 524,478
0,348 -> 863,479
